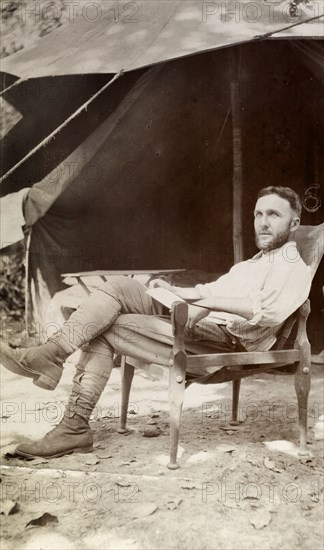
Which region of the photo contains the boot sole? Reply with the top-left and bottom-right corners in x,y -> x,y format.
15,446 -> 94,459
1,344 -> 62,391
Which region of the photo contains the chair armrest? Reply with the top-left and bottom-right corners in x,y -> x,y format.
171,302 -> 300,370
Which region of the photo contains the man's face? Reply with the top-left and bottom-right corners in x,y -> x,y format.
254,194 -> 299,252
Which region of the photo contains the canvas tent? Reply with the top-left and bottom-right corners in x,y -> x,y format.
0,0 -> 323,327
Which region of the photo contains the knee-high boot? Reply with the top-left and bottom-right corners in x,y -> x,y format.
15,336 -> 114,458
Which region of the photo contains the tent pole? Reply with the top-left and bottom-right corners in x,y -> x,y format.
24,228 -> 33,336
230,51 -> 244,264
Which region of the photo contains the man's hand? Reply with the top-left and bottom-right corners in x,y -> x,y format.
186,304 -> 209,333
149,278 -> 172,290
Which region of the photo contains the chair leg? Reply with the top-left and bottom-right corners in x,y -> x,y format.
117,356 -> 135,434
294,300 -> 312,455
231,379 -> 241,425
168,350 -> 186,470
294,352 -> 311,455
168,301 -> 188,469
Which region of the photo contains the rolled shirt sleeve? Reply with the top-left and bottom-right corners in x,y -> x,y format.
246,260 -> 312,327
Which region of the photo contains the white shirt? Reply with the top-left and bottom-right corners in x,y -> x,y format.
195,241 -> 312,351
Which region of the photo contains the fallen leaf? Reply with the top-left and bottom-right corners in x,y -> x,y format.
116,481 -> 132,488
250,510 -> 272,530
165,497 -> 182,511
131,503 -> 158,519
220,426 -> 239,432
84,455 -> 99,466
181,481 -> 196,490
243,494 -> 259,501
96,453 -> 113,460
300,457 -> 313,465
26,513 -> 58,529
146,420 -> 158,425
0,500 -> 19,516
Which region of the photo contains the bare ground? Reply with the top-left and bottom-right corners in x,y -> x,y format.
1,355 -> 323,550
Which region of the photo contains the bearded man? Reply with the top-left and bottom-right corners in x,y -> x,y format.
1,186 -> 311,458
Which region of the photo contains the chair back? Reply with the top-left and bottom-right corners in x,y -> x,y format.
292,223 -> 324,280
274,223 -> 323,351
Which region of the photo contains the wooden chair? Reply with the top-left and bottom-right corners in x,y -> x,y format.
118,224 -> 324,468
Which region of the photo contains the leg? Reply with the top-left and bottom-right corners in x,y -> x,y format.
15,314 -> 174,457
1,277 -> 162,390
294,300 -> 312,455
15,335 -> 114,458
14,311 -> 236,460
117,357 -> 135,434
168,302 -> 188,469
168,351 -> 186,469
231,379 -> 241,425
294,352 -> 311,455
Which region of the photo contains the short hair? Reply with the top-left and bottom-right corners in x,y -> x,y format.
257,186 -> 302,218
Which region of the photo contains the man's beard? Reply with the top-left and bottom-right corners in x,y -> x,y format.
255,224 -> 291,252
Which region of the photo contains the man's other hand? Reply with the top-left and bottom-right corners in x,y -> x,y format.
186,304 -> 209,334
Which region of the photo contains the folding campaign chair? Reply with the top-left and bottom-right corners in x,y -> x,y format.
118,224 -> 324,469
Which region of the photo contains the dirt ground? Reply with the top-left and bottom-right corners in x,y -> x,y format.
1,341 -> 323,550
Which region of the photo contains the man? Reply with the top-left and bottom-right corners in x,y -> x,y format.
1,186 -> 311,458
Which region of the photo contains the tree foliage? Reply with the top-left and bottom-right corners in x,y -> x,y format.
0,250 -> 26,320
1,1 -> 68,324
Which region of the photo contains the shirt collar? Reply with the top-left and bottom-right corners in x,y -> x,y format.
251,240 -> 297,261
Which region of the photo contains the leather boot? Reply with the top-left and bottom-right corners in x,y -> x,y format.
15,335 -> 113,458
15,415 -> 93,458
1,341 -> 68,390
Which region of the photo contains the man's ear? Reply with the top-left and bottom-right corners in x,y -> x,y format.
290,217 -> 300,233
